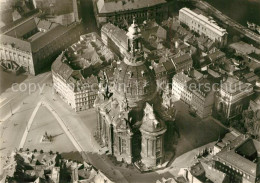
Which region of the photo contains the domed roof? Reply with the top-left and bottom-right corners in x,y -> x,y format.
113,58 -> 157,107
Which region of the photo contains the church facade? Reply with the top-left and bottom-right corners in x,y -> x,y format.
94,20 -> 176,168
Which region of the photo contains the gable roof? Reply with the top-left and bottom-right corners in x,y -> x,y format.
96,0 -> 167,14
215,135 -> 260,181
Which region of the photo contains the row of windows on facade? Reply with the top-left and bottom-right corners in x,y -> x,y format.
190,26 -> 222,41
0,50 -> 32,65
216,163 -> 251,180
75,94 -> 96,100
181,16 -> 224,41
54,86 -> 96,102
117,86 -> 150,95
108,7 -> 164,20
0,45 -> 31,55
193,92 -> 207,103
181,14 -> 221,35
190,20 -> 219,34
173,85 -> 207,108
75,99 -> 95,106
173,79 -> 209,100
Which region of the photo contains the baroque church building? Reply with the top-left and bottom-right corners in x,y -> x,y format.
94,20 -> 176,168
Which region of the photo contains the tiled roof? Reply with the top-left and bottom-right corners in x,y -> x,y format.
215,135 -> 260,180
101,23 -> 128,50
201,161 -> 227,183
208,50 -> 225,62
34,0 -> 73,15
229,41 -> 260,55
36,18 -> 59,30
189,69 -> 203,80
152,62 -> 166,74
52,33 -> 115,90
173,72 -> 192,84
190,161 -> 228,183
221,77 -> 253,95
5,17 -> 37,38
0,34 -> 32,52
162,60 -> 175,72
96,0 -> 167,14
249,52 -> 260,61
192,78 -> 214,97
172,53 -> 192,65
31,23 -> 80,52
1,14 -> 81,53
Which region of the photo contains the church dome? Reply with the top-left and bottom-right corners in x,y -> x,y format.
113,58 -> 157,108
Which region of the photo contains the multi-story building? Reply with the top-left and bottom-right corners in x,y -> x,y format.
52,33 -> 117,111
190,78 -> 215,118
172,72 -> 195,105
93,0 -> 168,28
152,59 -> 175,90
179,8 -> 228,47
101,22 -> 128,58
215,77 -> 254,120
0,1 -> 83,75
243,80 -> 260,139
172,70 -> 217,118
101,20 -> 168,58
207,50 -> 226,63
33,0 -> 81,25
213,134 -> 260,183
171,53 -> 193,73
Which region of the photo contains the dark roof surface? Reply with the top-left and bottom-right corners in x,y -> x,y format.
96,0 -> 167,14
215,135 -> 260,180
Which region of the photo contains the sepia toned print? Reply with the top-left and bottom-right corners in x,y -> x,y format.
0,0 -> 260,182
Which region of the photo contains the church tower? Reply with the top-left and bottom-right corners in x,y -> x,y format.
140,103 -> 166,167
126,19 -> 143,62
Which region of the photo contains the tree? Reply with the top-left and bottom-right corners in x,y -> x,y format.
40,150 -> 44,154
33,149 -> 37,153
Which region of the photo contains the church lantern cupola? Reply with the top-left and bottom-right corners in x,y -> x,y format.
126,19 -> 142,57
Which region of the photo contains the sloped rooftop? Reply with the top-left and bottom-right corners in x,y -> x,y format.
97,0 -> 167,14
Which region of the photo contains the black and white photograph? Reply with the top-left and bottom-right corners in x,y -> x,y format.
0,0 -> 260,182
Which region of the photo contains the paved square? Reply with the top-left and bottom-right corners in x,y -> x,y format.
23,105 -> 77,153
